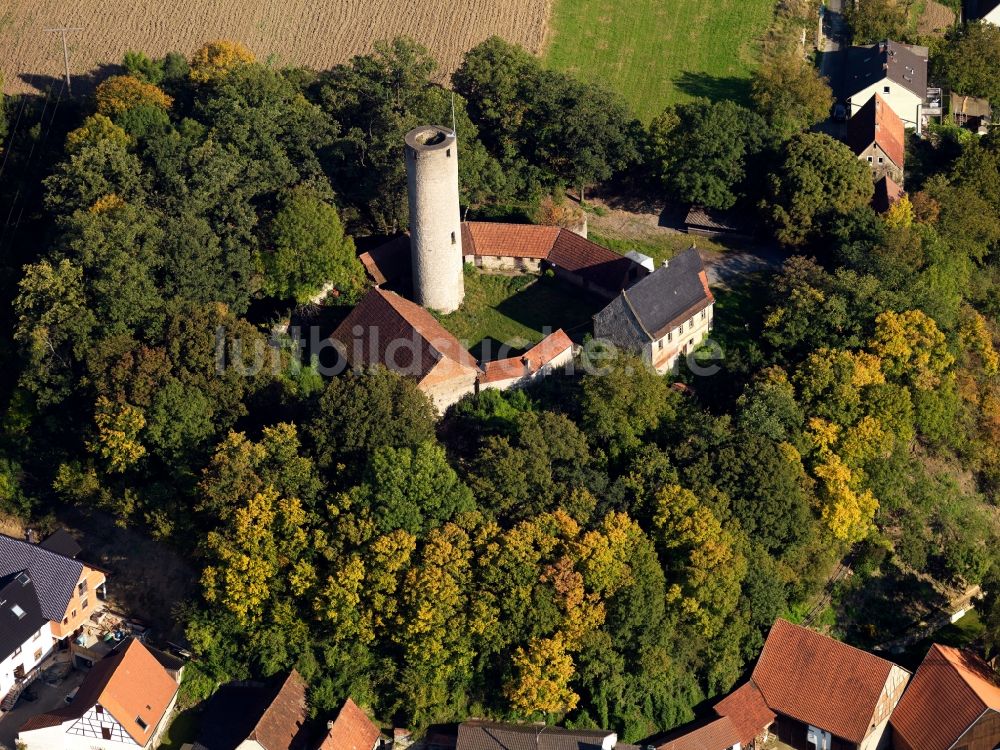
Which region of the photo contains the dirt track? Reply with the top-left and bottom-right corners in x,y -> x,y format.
0,0 -> 551,95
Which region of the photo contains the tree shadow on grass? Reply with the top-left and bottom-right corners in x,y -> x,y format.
673,71 -> 752,104
493,279 -> 606,344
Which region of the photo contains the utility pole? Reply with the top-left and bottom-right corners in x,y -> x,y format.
44,27 -> 82,95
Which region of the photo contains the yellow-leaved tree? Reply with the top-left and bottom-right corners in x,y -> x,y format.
189,40 -> 255,83
870,309 -> 954,390
87,395 -> 146,473
95,75 -> 172,116
506,631 -> 580,716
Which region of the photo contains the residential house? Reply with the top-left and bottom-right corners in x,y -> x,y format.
964,0 -> 1000,24
713,681 -> 777,749
478,329 -> 575,392
318,697 -> 382,750
456,720 -> 638,750
749,619 -> 910,750
360,222 -> 647,300
592,247 -> 714,373
871,175 -> 906,214
192,670 -> 308,750
0,571 -> 53,708
845,41 -> 929,133
18,638 -> 180,750
652,716 -> 743,750
0,531 -> 108,644
847,94 -> 906,185
951,92 -> 992,134
329,287 -> 483,411
890,643 -> 1000,750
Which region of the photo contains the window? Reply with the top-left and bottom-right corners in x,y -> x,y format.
883,85 -> 890,94
96,705 -> 103,714
13,646 -> 21,657
689,338 -> 694,346
700,310 -> 706,320
33,649 -> 42,661
136,717 -> 148,731
33,629 -> 41,640
667,331 -> 672,342
658,340 -> 664,351
102,727 -> 112,740
451,231 -> 456,245
62,617 -> 69,625
878,156 -> 884,164
71,609 -> 77,619
867,156 -> 873,163
446,148 -> 451,157
81,598 -> 89,611
11,604 -> 25,619
78,580 -> 88,597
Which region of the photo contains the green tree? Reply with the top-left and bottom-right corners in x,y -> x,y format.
264,188 -> 364,302
649,99 -> 768,210
934,23 -> 1000,105
751,53 -> 833,140
309,367 -> 435,472
357,441 -> 475,534
844,0 -> 909,44
765,132 -> 874,245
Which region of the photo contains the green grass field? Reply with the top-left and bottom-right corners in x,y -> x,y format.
437,268 -> 605,360
544,0 -> 774,121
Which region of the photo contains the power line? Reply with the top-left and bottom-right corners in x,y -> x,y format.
44,27 -> 82,96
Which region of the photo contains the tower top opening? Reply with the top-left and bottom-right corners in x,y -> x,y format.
405,125 -> 455,152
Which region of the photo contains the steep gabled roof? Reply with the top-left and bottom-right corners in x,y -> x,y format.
846,93 -> 906,167
713,680 -> 776,745
320,697 -> 381,750
20,639 -> 178,745
246,670 -> 308,750
891,644 -> 1000,750
615,247 -> 713,341
871,175 -> 905,213
653,716 -> 742,750
0,533 -> 84,622
39,529 -> 82,559
751,619 -> 904,744
0,570 -> 47,662
330,287 -> 481,382
845,40 -> 928,100
358,223 -> 641,297
463,222 -> 561,259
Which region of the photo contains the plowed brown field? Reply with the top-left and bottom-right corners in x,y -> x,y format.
0,0 -> 550,95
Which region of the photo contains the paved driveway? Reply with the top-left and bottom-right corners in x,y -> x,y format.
0,666 -> 86,750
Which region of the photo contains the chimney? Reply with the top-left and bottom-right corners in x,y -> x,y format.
25,528 -> 36,544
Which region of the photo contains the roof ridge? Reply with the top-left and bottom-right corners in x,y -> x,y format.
0,532 -> 85,568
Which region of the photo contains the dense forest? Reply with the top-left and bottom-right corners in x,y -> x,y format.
1,21 -> 1000,742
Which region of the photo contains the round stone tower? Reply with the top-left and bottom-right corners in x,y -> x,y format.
405,125 -> 464,313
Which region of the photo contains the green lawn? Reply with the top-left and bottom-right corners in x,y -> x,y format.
590,230 -> 726,266
436,268 -> 605,360
544,0 -> 774,121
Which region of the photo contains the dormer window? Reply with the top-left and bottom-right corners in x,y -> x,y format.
136,717 -> 148,731
11,603 -> 26,619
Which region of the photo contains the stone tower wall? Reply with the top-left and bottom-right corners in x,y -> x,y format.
405,125 -> 464,313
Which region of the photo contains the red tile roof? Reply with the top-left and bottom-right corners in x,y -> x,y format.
713,681 -> 775,745
891,644 -> 1000,750
546,229 -> 636,291
847,93 -> 906,168
20,639 -> 178,745
654,716 -> 742,750
480,329 -> 574,384
247,670 -> 308,750
464,222 -> 560,259
871,175 -> 905,214
320,697 -> 381,750
359,235 -> 411,286
331,288 -> 481,381
359,223 -> 640,298
751,619 -> 904,744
